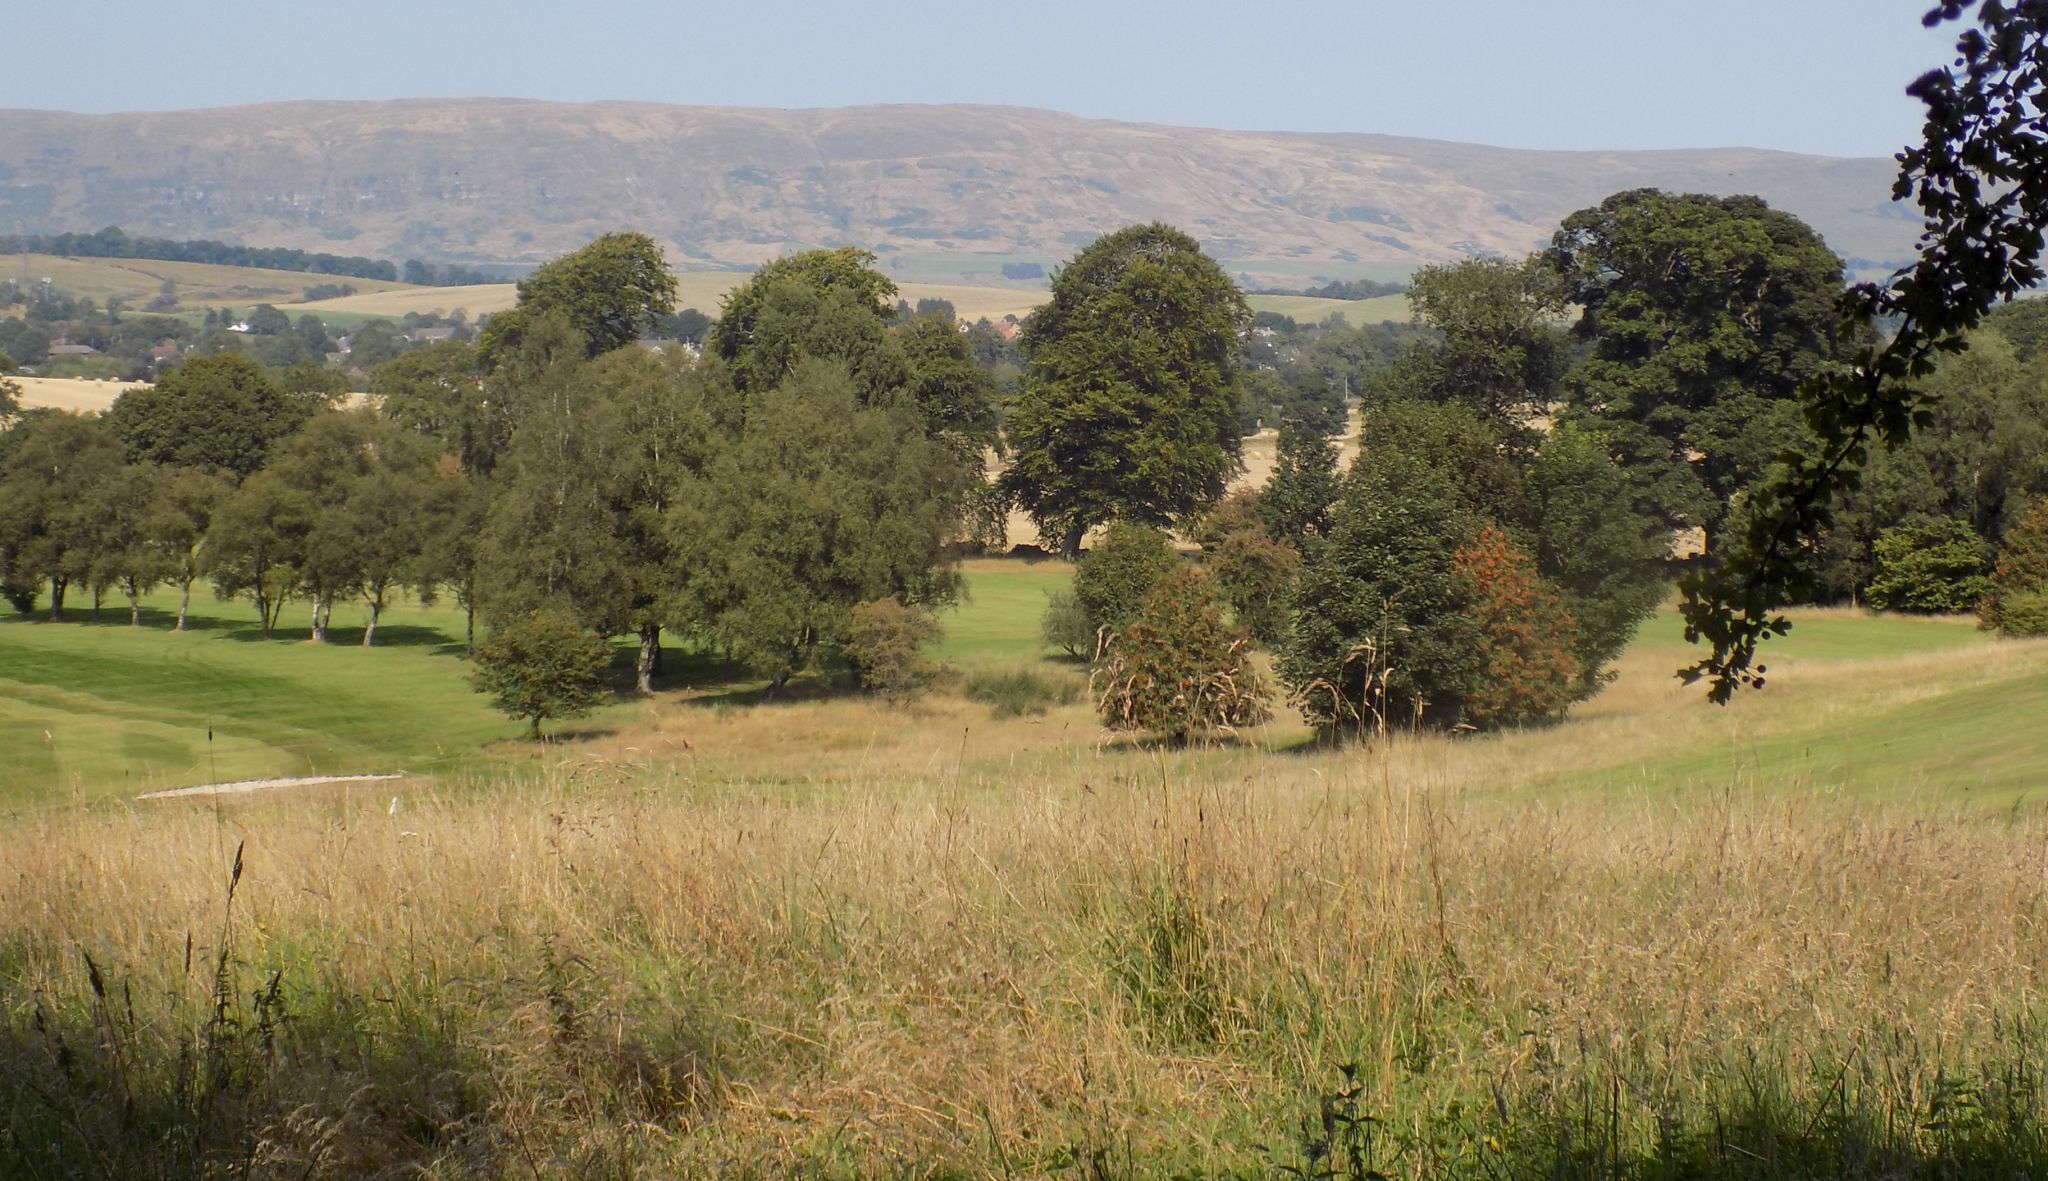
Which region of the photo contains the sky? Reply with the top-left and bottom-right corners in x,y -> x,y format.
2,1 -> 1960,158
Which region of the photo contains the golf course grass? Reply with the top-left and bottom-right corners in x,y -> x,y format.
0,558 -> 2040,806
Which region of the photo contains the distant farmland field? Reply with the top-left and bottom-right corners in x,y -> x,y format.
7,253 -> 1412,329
10,375 -> 145,413
1,253 -> 414,308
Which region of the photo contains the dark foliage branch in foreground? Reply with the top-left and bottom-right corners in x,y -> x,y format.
1682,0 -> 2048,700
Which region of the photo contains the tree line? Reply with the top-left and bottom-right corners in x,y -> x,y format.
5,187 -> 2046,741
0,226 -> 506,286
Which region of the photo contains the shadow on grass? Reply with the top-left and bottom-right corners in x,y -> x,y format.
1,606 -> 474,655
682,674 -> 868,710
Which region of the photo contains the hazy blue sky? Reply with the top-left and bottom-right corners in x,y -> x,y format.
4,1 -> 1957,157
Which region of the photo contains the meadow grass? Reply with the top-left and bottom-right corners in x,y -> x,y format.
4,562 -> 2048,1175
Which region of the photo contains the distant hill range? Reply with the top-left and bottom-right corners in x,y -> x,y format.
0,100 -> 1917,284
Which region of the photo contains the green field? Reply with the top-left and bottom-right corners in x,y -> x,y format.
1247,291 -> 1409,325
3,559 -> 2041,807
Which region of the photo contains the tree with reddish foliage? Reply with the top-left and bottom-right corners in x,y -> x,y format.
1985,500 -> 2048,637
1452,523 -> 1580,729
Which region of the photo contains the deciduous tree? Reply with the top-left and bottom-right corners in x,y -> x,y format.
670,361 -> 969,690
104,352 -> 311,479
1002,223 -> 1252,555
1683,3 -> 2048,698
472,610 -> 615,739
1547,189 -> 1846,551
480,231 -> 677,362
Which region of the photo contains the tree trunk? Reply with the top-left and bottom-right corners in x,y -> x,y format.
91,585 -> 104,622
636,624 -> 660,694
363,598 -> 381,647
48,577 -> 65,622
1061,521 -> 1088,560
176,580 -> 192,632
464,601 -> 476,658
129,593 -> 141,627
310,591 -> 327,643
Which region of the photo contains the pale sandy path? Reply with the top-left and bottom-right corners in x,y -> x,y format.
139,773 -> 403,800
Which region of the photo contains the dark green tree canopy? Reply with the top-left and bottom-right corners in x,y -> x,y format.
1375,255 -> 1568,444
1002,222 -> 1252,555
1281,441 -> 1478,730
1683,3 -> 2048,699
481,231 -> 677,362
890,312 -> 1001,454
669,359 -> 971,688
370,341 -> 499,474
103,352 -> 312,478
1547,189 -> 1846,547
708,247 -> 898,392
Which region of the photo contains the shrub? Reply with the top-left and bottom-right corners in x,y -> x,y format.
1453,523 -> 1580,729
1985,500 -> 2048,635
1,576 -> 35,616
965,665 -> 1082,718
1196,496 -> 1300,646
843,599 -> 942,702
1280,445 -> 1477,731
2001,590 -> 2048,637
1866,516 -> 1992,614
1040,589 -> 1096,660
1093,567 -> 1269,742
1072,522 -> 1181,642
1210,530 -> 1299,646
472,610 -> 614,739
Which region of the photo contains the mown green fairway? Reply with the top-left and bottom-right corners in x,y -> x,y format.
0,591 -> 514,802
931,557 -> 1076,667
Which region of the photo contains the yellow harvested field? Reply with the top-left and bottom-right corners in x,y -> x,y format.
4,254 -> 414,308
14,254 -> 1407,329
294,272 -> 1045,323
11,375 -> 146,414
293,283 -> 520,317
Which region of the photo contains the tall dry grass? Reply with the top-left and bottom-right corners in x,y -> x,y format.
5,733 -> 2048,1177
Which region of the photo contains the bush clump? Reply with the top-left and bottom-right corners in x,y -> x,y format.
1072,522 -> 1181,645
1093,567 -> 1269,742
1041,589 -> 1096,660
1985,500 -> 2048,635
843,599 -> 942,702
1453,523 -> 1580,728
1866,516 -> 1993,613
